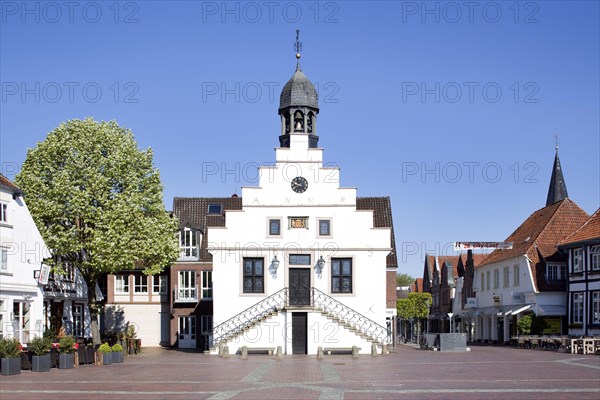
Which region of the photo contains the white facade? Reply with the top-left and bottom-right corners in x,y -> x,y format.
0,177 -> 49,343
208,129 -> 393,355
473,257 -> 566,342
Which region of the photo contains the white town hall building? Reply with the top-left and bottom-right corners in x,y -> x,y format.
206,46 -> 398,355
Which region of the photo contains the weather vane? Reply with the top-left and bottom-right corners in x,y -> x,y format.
294,29 -> 302,59
555,134 -> 559,150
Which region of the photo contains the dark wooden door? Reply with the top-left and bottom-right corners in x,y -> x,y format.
289,268 -> 311,306
292,312 -> 308,354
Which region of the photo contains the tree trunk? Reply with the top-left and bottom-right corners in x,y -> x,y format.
84,273 -> 102,345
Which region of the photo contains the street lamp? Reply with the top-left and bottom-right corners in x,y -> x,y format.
447,312 -> 454,333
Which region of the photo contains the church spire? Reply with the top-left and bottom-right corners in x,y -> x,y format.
546,141 -> 569,206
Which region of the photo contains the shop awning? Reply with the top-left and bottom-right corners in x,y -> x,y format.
473,306 -> 500,316
536,304 -> 566,316
496,305 -> 517,316
509,304 -> 533,315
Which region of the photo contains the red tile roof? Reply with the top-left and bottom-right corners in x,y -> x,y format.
415,278 -> 423,292
558,208 -> 600,246
481,199 -> 589,291
0,174 -> 20,192
470,253 -> 489,269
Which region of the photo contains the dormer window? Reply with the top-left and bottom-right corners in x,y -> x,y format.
179,227 -> 199,260
208,204 -> 222,214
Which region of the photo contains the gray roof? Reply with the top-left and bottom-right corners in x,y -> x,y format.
546,149 -> 568,206
279,63 -> 319,112
173,196 -> 397,267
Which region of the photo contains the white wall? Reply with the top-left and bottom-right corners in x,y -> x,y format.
0,186 -> 48,342
104,303 -> 167,346
209,134 -> 391,352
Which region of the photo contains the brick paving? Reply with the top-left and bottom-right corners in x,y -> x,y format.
1,344 -> 599,400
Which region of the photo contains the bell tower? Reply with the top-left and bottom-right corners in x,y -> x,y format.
278,30 -> 320,149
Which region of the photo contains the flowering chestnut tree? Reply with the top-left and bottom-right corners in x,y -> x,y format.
17,118 -> 179,344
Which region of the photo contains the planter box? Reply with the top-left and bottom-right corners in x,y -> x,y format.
1,357 -> 21,375
32,354 -> 51,372
58,353 -> 75,369
102,353 -> 112,365
112,351 -> 124,363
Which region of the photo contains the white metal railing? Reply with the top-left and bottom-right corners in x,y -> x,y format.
174,285 -> 199,302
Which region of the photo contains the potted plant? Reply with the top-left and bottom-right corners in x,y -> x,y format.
58,336 -> 77,369
0,337 -> 22,375
29,336 -> 52,372
98,343 -> 112,365
111,343 -> 124,363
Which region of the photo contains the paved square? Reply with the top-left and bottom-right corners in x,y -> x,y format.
1,344 -> 599,399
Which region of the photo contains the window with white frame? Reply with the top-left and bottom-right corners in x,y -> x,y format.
202,271 -> 212,299
115,275 -> 129,293
486,270 -> 490,290
152,275 -> 167,294
0,203 -> 7,223
0,248 -> 7,271
493,269 -> 499,288
179,227 -> 199,260
134,275 -> 148,293
503,266 -> 509,287
591,246 -> 600,271
573,248 -> 583,272
546,264 -> 566,281
592,292 -> 600,324
513,265 -> 520,286
572,292 -> 584,324
480,273 -> 485,292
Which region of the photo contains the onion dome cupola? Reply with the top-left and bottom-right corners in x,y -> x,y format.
278,30 -> 319,148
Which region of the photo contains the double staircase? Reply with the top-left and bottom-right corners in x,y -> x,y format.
208,287 -> 390,353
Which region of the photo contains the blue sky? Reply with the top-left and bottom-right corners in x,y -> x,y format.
1,1 -> 599,279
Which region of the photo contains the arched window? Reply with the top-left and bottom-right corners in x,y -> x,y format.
307,112 -> 314,133
293,110 -> 304,132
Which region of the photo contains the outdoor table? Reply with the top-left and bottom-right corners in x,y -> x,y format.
583,338 -> 595,355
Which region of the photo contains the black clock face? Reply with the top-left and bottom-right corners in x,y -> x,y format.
291,176 -> 308,193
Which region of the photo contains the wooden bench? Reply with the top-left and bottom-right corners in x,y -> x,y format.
242,347 -> 275,355
323,347 -> 359,355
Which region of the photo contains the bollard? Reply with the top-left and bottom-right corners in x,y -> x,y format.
275,346 -> 283,360
317,346 -> 324,359
218,344 -> 223,357
371,343 -> 378,357
241,346 -> 248,360
382,345 -> 389,355
351,345 -> 359,359
222,345 -> 229,358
